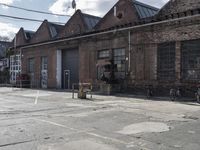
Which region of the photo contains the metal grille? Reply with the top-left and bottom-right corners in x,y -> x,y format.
157,42 -> 176,81
181,39 -> 200,81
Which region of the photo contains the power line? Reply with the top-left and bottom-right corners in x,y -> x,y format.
0,2 -> 71,17
0,14 -> 65,25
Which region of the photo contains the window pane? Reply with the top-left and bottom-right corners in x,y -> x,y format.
98,50 -> 110,59
28,58 -> 35,73
113,48 -> 126,79
41,57 -> 48,70
157,42 -> 176,81
181,39 -> 200,80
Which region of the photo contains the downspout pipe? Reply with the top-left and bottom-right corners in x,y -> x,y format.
128,30 -> 131,73
20,48 -> 22,88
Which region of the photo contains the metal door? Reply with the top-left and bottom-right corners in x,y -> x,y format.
64,70 -> 70,89
62,49 -> 79,89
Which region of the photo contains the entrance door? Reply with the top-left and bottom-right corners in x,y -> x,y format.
64,70 -> 70,89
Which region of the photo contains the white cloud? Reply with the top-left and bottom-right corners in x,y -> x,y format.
0,22 -> 18,40
0,0 -> 20,9
49,0 -> 72,15
49,0 -> 118,16
49,0 -> 169,17
0,0 -> 14,5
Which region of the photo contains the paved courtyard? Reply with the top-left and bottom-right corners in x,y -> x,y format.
0,87 -> 200,150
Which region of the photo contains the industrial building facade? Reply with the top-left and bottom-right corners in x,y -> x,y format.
12,0 -> 200,95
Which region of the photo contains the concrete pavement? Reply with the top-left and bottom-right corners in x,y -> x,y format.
0,87 -> 200,150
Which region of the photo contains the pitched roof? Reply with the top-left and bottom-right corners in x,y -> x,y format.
82,13 -> 101,31
157,0 -> 200,18
48,22 -> 64,38
133,0 -> 159,19
24,30 -> 35,41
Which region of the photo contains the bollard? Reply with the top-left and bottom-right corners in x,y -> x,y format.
72,84 -> 75,99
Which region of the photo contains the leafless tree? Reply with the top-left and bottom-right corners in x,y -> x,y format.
0,36 -> 10,42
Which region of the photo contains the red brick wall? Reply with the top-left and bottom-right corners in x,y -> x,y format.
95,0 -> 139,30
21,45 -> 57,88
79,15 -> 200,87
58,10 -> 87,38
157,0 -> 200,17
15,28 -> 27,47
30,20 -> 52,43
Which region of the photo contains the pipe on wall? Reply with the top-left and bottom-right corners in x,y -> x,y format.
128,30 -> 131,73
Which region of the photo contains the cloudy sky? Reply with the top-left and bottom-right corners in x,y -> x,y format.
0,0 -> 169,40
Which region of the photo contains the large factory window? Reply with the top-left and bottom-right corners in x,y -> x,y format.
113,48 -> 126,80
10,55 -> 21,83
28,58 -> 35,73
28,58 -> 35,85
157,42 -> 176,81
181,39 -> 200,81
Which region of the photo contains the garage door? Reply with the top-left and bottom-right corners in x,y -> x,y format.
62,49 -> 79,89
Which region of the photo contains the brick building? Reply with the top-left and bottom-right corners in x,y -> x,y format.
12,0 -> 200,95
10,28 -> 35,83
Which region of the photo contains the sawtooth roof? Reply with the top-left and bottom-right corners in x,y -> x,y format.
133,0 -> 159,19
82,13 -> 101,30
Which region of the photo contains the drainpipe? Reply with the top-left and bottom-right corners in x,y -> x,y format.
128,30 -> 131,73
20,48 -> 22,88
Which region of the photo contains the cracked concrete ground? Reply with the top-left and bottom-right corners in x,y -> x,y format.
0,87 -> 200,150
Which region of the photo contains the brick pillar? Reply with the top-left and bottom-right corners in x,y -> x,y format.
175,41 -> 181,83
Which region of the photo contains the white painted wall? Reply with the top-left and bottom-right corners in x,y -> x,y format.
56,50 -> 62,89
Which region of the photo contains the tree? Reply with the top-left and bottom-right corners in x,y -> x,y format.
0,36 -> 10,42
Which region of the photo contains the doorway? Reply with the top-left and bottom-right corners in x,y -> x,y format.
64,70 -> 70,89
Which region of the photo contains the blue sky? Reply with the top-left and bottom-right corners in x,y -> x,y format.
0,0 -> 169,40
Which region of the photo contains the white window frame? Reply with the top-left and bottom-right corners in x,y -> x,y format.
10,55 -> 21,84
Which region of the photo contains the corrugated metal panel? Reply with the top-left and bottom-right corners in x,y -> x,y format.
62,49 -> 79,89
133,0 -> 159,19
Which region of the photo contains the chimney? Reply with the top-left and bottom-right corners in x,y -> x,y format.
114,6 -> 117,17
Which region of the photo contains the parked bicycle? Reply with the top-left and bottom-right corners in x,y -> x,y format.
195,87 -> 200,103
146,85 -> 153,99
170,88 -> 181,101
